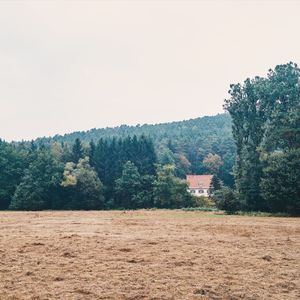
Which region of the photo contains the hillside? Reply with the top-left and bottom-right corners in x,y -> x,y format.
37,114 -> 232,144
36,113 -> 235,185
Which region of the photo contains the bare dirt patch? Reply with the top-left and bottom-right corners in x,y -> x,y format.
0,210 -> 299,299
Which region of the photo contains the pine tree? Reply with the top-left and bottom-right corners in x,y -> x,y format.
209,175 -> 222,197
89,140 -> 96,167
72,138 -> 84,163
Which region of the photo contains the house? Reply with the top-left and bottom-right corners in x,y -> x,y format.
186,175 -> 213,197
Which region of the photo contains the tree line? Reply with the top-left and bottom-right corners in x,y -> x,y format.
34,113 -> 236,187
213,62 -> 300,215
0,135 -> 193,210
1,63 -> 298,214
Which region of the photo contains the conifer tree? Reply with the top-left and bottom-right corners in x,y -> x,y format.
209,175 -> 222,197
72,138 -> 84,163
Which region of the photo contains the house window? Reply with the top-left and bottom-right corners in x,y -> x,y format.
198,189 -> 204,194
190,190 -> 196,194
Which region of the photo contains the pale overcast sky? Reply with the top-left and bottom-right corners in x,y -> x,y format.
1,1 -> 300,141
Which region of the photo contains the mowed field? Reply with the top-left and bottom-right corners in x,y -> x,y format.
0,210 -> 299,300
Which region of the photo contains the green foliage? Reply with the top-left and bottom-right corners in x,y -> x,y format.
35,114 -> 235,187
192,195 -> 215,208
153,165 -> 193,208
3,136 -> 162,210
9,148 -> 63,210
213,186 -> 240,213
89,135 -> 157,203
203,153 -> 223,175
71,138 -> 84,163
61,162 -> 77,187
209,175 -> 222,196
225,77 -> 266,210
174,153 -> 191,178
0,115 -> 235,211
261,150 -> 300,214
158,147 -> 175,165
181,207 -> 219,212
131,174 -> 155,208
225,62 -> 300,214
0,140 -> 25,209
61,157 -> 105,210
2,63 -> 299,213
227,211 -> 291,217
114,161 -> 142,209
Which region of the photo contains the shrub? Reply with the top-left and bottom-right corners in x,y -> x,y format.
192,195 -> 215,208
213,186 -> 240,213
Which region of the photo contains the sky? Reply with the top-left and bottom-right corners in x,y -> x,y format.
1,1 -> 300,141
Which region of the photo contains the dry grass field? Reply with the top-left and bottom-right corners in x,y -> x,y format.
0,210 -> 299,300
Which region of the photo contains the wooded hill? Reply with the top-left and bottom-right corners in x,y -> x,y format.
35,113 -> 235,186
1,113 -> 235,210
2,62 -> 298,214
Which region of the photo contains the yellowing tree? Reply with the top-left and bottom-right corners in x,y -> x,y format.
203,153 -> 223,175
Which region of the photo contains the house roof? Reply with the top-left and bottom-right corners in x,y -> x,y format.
186,175 -> 213,189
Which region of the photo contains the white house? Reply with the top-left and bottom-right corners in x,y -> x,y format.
186,175 -> 213,197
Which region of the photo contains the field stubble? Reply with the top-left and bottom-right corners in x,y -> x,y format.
0,210 -> 299,300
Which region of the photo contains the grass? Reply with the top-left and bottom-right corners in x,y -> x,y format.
181,207 -> 219,212
181,207 -> 294,217
226,210 -> 293,217
1,210 -> 298,299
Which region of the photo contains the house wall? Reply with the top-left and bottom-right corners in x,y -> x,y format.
188,188 -> 209,197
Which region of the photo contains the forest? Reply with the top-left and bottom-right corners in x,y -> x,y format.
0,114 -> 234,210
0,63 -> 299,214
36,113 -> 235,186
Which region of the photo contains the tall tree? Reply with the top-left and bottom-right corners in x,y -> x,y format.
72,138 -> 84,163
114,161 -> 142,209
259,63 -> 300,213
224,77 -> 267,210
209,175 -> 222,197
225,62 -> 300,212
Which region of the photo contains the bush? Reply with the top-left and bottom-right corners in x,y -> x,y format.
229,211 -> 291,217
213,186 -> 240,213
153,165 -> 193,208
192,195 -> 215,208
